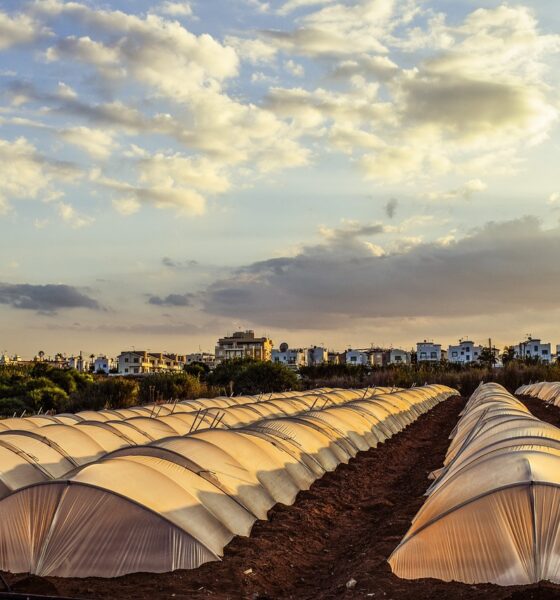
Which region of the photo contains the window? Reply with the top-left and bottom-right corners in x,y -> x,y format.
542,349 -> 549,355
535,346 -> 539,351
134,357 -> 139,363
124,368 -> 129,373
420,352 -> 427,358
125,358 -> 129,363
452,351 -> 458,357
351,356 -> 357,362
430,352 -> 437,359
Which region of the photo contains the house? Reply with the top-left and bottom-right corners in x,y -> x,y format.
448,340 -> 483,365
387,349 -> 411,365
186,352 -> 216,369
117,351 -> 187,375
307,346 -> 328,366
93,355 -> 114,374
345,349 -> 373,366
514,337 -> 552,363
215,330 -> 273,363
272,343 -> 307,370
416,341 -> 445,363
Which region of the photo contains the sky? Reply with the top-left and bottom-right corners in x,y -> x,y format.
0,0 -> 559,358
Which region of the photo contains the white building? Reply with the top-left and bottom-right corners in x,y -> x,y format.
307,346 -> 328,366
272,343 -> 307,370
345,349 -> 373,366
387,349 -> 411,365
448,340 -> 483,365
117,351 -> 187,375
186,352 -> 216,369
416,341 -> 445,363
93,355 -> 114,374
67,353 -> 90,372
514,338 -> 553,363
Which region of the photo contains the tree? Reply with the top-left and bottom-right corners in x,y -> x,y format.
501,346 -> 516,366
478,347 -> 497,368
138,372 -> 203,403
233,361 -> 298,395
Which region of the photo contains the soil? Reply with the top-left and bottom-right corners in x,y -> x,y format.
3,394 -> 560,600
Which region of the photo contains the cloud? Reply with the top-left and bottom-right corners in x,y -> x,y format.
277,0 -> 335,16
0,283 -> 100,314
148,292 -> 194,307
385,198 -> 398,219
57,201 -> 94,228
425,179 -> 487,202
162,257 -> 199,269
0,10 -> 45,50
284,59 -> 304,77
59,126 -> 116,159
202,217 -> 560,329
0,136 -> 80,213
156,2 -> 194,17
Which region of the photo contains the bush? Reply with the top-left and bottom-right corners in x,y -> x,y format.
68,377 -> 139,411
208,358 -> 299,395
138,372 -> 203,403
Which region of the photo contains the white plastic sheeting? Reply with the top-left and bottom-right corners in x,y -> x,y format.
0,388 -> 398,498
389,382 -> 560,586
0,384 -> 456,578
516,382 -> 560,406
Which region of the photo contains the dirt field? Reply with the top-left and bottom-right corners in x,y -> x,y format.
4,395 -> 560,600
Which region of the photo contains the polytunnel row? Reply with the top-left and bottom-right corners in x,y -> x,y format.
516,381 -> 560,406
389,382 -> 560,586
0,384 -> 456,578
0,387 -> 398,499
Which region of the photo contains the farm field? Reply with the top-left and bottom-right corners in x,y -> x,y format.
3,391 -> 560,599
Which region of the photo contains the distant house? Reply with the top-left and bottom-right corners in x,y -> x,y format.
387,349 -> 411,365
307,346 -> 328,366
117,351 -> 187,375
448,340 -> 483,365
345,349 -> 373,366
186,352 -> 216,369
215,330 -> 273,363
416,341 -> 445,363
272,343 -> 307,370
514,337 -> 552,363
93,355 -> 115,374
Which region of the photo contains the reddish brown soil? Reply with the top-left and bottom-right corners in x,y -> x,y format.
4,395 -> 560,600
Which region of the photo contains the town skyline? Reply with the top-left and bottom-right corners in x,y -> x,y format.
1,0 -> 560,355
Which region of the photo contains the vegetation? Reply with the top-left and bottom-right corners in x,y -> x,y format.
207,358 -> 299,395
1,356 -> 558,418
300,360 -> 560,397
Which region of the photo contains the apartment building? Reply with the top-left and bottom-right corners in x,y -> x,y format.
387,348 -> 411,365
272,343 -> 307,370
117,351 -> 187,375
417,340 -> 445,363
448,340 -> 483,365
186,352 -> 216,369
215,330 -> 273,363
514,337 -> 553,364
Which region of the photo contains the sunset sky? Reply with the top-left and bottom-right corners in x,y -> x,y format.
1,0 -> 559,357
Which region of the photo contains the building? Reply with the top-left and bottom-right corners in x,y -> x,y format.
67,352 -> 91,372
117,351 -> 187,375
185,352 -> 216,370
557,345 -> 560,363
345,349 -> 373,366
93,355 -> 115,374
448,340 -> 483,365
215,330 -> 273,363
416,341 -> 445,363
328,351 -> 343,364
272,343 -> 307,370
514,337 -> 552,363
307,346 -> 328,366
387,349 -> 411,365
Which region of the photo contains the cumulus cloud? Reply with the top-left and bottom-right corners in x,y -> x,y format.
202,217 -> 560,328
148,292 -> 194,306
0,10 -> 45,50
156,2 -> 194,17
0,283 -> 100,314
59,126 -> 116,159
0,137 -> 80,214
